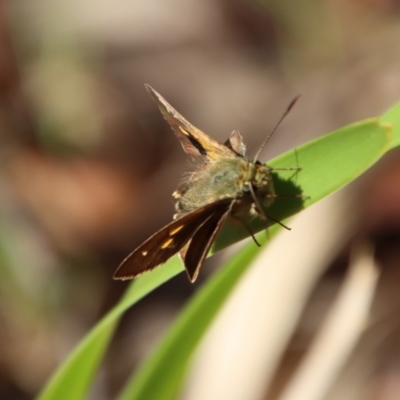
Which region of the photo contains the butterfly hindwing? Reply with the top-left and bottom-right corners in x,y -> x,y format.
145,84 -> 237,161
224,130 -> 246,156
182,201 -> 234,282
113,199 -> 233,280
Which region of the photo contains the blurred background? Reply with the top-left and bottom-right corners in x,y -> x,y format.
0,0 -> 400,399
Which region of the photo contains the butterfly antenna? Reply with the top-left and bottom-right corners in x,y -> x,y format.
253,95 -> 300,163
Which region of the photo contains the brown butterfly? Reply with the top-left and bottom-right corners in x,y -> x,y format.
113,85 -> 299,283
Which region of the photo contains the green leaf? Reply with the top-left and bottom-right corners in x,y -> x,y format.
37,258 -> 183,400
115,118 -> 393,400
38,103 -> 399,400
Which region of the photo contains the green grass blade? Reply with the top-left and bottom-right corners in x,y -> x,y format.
116,118 -> 393,400
37,258 -> 183,400
38,108 -> 397,400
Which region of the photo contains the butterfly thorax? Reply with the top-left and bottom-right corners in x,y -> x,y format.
173,158 -> 274,218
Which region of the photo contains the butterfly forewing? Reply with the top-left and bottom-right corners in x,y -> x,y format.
183,201 -> 234,282
145,84 -> 237,160
113,199 -> 232,280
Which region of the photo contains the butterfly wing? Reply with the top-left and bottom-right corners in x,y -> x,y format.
113,199 -> 232,280
145,84 -> 237,161
224,130 -> 246,156
182,200 -> 234,282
